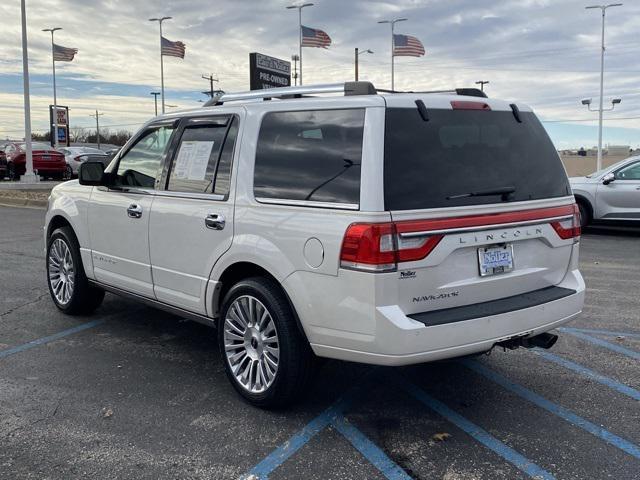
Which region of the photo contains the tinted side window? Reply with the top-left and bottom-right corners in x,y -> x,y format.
254,109 -> 364,205
213,117 -> 239,197
615,162 -> 640,180
116,124 -> 175,188
167,119 -> 229,194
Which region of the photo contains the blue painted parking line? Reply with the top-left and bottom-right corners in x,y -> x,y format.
560,327 -> 640,340
400,378 -> 556,480
332,413 -> 412,480
533,349 -> 640,402
462,359 -> 640,460
0,319 -> 105,360
559,329 -> 640,360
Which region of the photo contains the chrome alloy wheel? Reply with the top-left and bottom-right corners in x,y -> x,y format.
48,238 -> 75,305
223,295 -> 280,394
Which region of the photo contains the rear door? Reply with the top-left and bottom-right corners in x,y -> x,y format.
148,113 -> 241,315
383,99 -> 576,315
595,160 -> 640,221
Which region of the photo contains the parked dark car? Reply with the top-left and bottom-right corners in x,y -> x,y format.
4,142 -> 67,181
0,147 -> 7,179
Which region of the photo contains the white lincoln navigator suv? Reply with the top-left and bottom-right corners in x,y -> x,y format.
45,82 -> 585,407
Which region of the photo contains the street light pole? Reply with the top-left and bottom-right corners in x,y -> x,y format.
286,3 -> 313,86
150,92 -> 160,116
475,80 -> 489,92
43,27 -> 62,149
378,18 -> 407,91
354,48 -> 373,81
20,0 -> 37,183
586,3 -> 623,171
149,16 -> 172,114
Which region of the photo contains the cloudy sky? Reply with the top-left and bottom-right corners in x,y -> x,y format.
2,0 -> 639,149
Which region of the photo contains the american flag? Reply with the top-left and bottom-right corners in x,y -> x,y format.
301,26 -> 331,48
53,44 -> 78,62
393,34 -> 425,57
161,36 -> 186,58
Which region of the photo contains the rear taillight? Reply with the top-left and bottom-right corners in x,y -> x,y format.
340,222 -> 443,272
74,155 -> 84,162
550,204 -> 581,242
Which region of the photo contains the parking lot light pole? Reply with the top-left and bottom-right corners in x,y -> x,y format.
286,3 -> 313,86
150,92 -> 160,116
585,3 -> 623,171
20,0 -> 38,183
355,48 -> 373,81
42,26 -> 62,149
475,80 -> 489,92
149,16 -> 172,114
378,18 -> 407,91
90,110 -> 104,149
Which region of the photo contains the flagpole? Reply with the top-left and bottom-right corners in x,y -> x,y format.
286,3 -> 313,86
43,27 -> 62,148
149,16 -> 172,114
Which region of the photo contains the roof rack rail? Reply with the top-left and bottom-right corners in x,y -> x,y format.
377,87 -> 487,98
202,81 -> 377,106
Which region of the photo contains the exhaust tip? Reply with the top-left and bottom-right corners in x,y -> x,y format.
522,332 -> 558,350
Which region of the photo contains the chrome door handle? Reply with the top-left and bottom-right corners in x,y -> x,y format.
127,204 -> 143,218
205,213 -> 225,230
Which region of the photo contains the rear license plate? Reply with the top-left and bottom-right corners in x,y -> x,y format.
42,155 -> 50,161
478,244 -> 514,277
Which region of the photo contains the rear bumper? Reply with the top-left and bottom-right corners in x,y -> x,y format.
304,268 -> 585,366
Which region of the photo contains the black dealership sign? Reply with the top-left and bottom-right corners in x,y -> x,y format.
249,52 -> 291,90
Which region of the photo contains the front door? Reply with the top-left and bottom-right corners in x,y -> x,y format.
148,114 -> 241,315
596,160 -> 640,221
88,121 -> 177,297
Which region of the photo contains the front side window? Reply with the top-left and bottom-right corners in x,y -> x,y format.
615,162 -> 640,180
115,124 -> 175,188
254,109 -> 365,205
167,118 -> 230,194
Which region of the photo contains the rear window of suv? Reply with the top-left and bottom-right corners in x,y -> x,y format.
254,109 -> 365,206
384,107 -> 571,210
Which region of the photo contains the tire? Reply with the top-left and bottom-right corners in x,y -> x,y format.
218,277 -> 314,408
577,201 -> 590,228
64,165 -> 73,180
7,163 -> 19,181
46,226 -> 105,315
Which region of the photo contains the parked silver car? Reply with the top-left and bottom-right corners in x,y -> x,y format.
58,147 -> 107,178
570,156 -> 640,227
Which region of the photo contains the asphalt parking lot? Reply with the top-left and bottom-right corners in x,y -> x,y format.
1,205 -> 639,480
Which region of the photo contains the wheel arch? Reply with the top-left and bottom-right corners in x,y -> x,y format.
573,194 -> 593,223
212,261 -> 310,344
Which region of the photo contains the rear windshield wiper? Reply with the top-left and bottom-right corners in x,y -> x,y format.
447,186 -> 515,201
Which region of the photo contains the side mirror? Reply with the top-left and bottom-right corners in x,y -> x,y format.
78,161 -> 105,186
602,172 -> 615,185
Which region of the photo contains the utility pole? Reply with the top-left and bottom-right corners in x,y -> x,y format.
149,16 -> 172,114
355,48 -> 373,81
150,91 -> 160,116
90,110 -> 104,149
201,74 -> 219,97
20,0 -> 38,183
291,54 -> 299,86
475,80 -> 489,92
286,3 -> 314,85
42,26 -> 62,148
378,18 -> 407,91
585,3 -> 623,171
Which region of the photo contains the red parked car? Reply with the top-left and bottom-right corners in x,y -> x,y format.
3,142 -> 67,181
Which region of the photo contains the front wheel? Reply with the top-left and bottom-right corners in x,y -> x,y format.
218,277 -> 314,408
47,226 -> 105,314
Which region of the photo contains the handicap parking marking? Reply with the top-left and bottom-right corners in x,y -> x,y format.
532,349 -> 640,401
0,319 -> 105,360
561,327 -> 640,340
462,359 -> 640,460
559,328 -> 640,360
331,414 -> 412,480
400,377 -> 556,480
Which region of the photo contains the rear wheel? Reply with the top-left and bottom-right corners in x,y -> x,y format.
47,226 -> 105,314
218,277 -> 314,408
63,165 -> 73,180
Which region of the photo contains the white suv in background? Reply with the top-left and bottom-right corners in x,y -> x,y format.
44,82 -> 585,407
